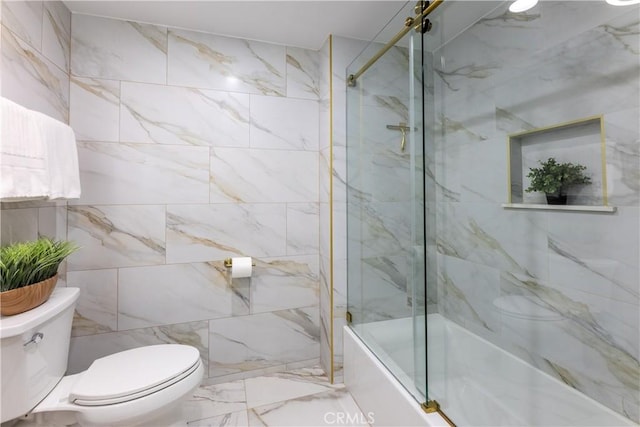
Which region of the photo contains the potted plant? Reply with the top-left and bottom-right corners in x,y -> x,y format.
525,157 -> 592,205
0,238 -> 78,315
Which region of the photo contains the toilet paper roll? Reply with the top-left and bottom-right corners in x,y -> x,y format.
231,257 -> 252,278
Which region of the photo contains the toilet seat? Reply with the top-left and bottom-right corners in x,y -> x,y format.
70,345 -> 201,406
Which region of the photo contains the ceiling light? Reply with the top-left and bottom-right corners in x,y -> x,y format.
606,0 -> 640,5
509,0 -> 539,13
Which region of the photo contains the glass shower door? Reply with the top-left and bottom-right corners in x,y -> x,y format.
345,2 -> 429,402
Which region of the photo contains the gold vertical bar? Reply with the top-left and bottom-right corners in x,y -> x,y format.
507,136 -> 512,203
599,115 -> 609,206
329,34 -> 335,384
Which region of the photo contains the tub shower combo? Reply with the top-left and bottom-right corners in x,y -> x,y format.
343,1 -> 639,426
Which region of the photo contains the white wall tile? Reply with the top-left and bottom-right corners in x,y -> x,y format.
208,307 -> 319,378
210,148 -> 318,204
0,207 -> 39,244
67,205 -> 166,270
71,14 -> 167,83
68,269 -> 118,336
120,82 -> 250,147
168,29 -> 285,96
64,13 -> 322,383
250,255 -> 319,314
1,0 -> 43,50
250,95 -> 319,150
42,1 -> 70,72
71,141 -> 210,205
70,77 -> 120,142
2,25 -> 69,123
286,47 -> 320,100
166,203 -> 287,263
118,263 -> 248,330
286,203 -> 319,256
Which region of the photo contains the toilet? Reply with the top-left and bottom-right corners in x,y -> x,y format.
0,287 -> 204,426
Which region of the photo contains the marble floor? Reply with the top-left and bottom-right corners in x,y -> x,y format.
183,367 -> 371,427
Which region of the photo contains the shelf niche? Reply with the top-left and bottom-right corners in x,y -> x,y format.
507,115 -> 614,212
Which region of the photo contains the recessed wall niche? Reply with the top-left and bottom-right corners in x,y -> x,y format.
505,115 -> 616,213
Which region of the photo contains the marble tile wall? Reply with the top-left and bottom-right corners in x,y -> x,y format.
432,2 -> 639,421
66,14 -> 321,382
0,0 -> 71,279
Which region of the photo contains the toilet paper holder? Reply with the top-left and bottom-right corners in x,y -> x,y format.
224,258 -> 256,268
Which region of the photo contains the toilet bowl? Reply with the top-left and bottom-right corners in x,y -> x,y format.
0,287 -> 204,426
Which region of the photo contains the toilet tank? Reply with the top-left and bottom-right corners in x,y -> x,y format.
0,287 -> 79,423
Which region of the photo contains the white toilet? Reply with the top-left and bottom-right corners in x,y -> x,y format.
0,287 -> 204,426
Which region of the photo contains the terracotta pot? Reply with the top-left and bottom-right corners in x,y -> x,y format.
0,274 -> 58,316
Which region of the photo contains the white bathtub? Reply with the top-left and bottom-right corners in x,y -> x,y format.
344,314 -> 636,427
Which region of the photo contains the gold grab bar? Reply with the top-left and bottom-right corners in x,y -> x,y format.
347,0 -> 443,87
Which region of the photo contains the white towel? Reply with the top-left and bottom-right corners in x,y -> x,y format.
0,97 -> 49,200
37,111 -> 81,200
0,97 -> 81,200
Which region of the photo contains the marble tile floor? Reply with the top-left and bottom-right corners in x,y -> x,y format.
5,367 -> 369,427
182,367 -> 370,427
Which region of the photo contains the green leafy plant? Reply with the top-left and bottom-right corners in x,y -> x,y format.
525,157 -> 592,196
0,238 -> 78,292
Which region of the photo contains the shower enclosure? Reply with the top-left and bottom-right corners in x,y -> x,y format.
345,1 -> 639,426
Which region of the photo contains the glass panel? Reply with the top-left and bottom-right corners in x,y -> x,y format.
346,1 -> 431,403
425,1 -> 640,425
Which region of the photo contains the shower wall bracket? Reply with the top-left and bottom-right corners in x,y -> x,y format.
346,0 -> 443,87
421,400 -> 457,426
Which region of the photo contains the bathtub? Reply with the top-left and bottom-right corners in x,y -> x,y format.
344,314 -> 636,427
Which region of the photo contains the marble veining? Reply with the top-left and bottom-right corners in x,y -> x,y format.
120,82 -> 250,147
548,238 -> 638,300
118,263 -> 248,330
42,1 -> 71,73
210,148 -> 318,203
286,47 -> 320,100
605,108 -> 640,206
70,77 -> 120,141
209,308 -> 319,378
67,205 -> 166,270
1,0 -> 43,50
601,20 -> 640,56
71,14 -> 167,83
69,269 -> 118,337
1,25 -> 69,123
250,256 -> 319,314
249,96 -> 319,151
168,29 -> 285,96
71,141 -> 210,205
180,367 -> 367,427
500,272 -> 639,419
166,204 -> 287,263
286,203 -> 319,256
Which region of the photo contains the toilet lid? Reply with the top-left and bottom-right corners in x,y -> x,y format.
69,344 -> 200,406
